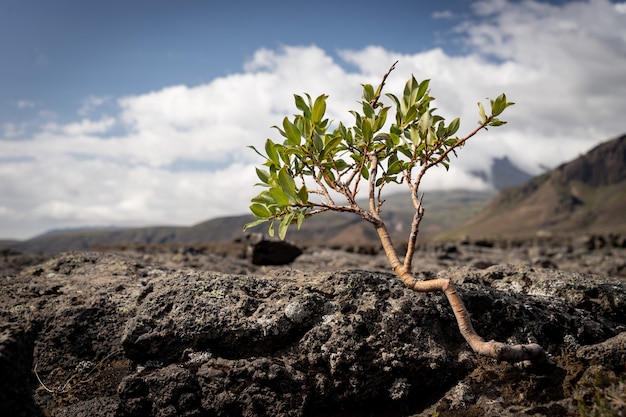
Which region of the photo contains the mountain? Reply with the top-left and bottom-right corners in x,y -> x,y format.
471,156 -> 533,190
9,190 -> 496,254
446,134 -> 626,239
284,189 -> 496,246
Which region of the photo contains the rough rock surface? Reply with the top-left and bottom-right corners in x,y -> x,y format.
1,241 -> 625,416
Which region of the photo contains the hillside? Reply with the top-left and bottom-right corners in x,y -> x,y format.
10,190 -> 495,254
447,133 -> 626,239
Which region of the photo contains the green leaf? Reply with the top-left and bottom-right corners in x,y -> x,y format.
447,118 -> 460,136
492,94 -> 515,117
322,168 -> 336,186
385,93 -> 401,112
269,186 -> 290,206
436,120 -> 446,138
409,124 -> 421,145
361,118 -> 373,143
243,218 -> 268,231
361,164 -> 369,179
362,84 -> 375,102
277,167 -> 296,198
322,136 -> 343,159
416,79 -> 430,102
403,105 -> 417,125
418,110 -> 432,135
265,139 -> 280,166
398,144 -> 413,159
334,158 -> 349,171
312,94 -> 327,123
362,101 -> 375,119
388,158 -> 402,175
278,211 -> 295,240
477,102 -> 487,123
491,94 -> 506,117
296,212 -> 305,229
251,190 -> 275,205
373,106 -> 389,132
255,167 -> 270,184
283,118 -> 301,146
488,118 -> 507,127
350,110 -> 362,127
312,131 -> 324,152
294,94 -> 311,117
249,203 -> 271,219
405,76 -> 420,105
297,185 -> 309,204
426,127 -> 436,146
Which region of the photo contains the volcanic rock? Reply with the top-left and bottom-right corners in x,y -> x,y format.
1,248 -> 625,416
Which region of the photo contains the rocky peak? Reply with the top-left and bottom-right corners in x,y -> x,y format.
553,133 -> 626,187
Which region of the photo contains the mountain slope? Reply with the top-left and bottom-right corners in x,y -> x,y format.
11,190 -> 495,253
446,134 -> 626,238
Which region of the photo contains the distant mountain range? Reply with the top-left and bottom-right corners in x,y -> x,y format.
471,156 -> 533,190
4,189 -> 496,254
446,133 -> 626,239
5,134 -> 625,253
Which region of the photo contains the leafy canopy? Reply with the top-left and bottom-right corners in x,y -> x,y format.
244,63 -> 514,239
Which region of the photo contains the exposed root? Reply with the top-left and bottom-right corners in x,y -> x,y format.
376,222 -> 549,366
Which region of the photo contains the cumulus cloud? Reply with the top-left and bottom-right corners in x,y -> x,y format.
1,0 -> 625,239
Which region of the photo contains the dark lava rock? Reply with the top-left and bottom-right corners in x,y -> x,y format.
1,251 -> 625,416
252,240 -> 303,265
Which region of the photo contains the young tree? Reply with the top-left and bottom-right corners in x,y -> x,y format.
244,62 -> 547,365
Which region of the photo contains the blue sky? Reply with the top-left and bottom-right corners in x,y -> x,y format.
1,0 -> 626,240
1,0 -> 473,128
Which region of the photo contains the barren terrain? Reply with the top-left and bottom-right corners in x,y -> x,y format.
1,236 -> 625,416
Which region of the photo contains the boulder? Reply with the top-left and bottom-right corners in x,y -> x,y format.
251,239 -> 303,265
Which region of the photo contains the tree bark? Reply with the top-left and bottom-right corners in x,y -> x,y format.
374,223 -> 548,365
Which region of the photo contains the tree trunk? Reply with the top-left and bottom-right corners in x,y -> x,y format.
375,223 -> 548,365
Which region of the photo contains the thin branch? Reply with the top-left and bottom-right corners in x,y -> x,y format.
311,174 -> 336,206
346,150 -> 367,201
370,61 -> 398,108
427,122 -> 490,171
368,153 -> 381,222
404,192 -> 425,271
410,122 -> 490,197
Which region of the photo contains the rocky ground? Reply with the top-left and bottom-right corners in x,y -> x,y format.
1,236 -> 625,416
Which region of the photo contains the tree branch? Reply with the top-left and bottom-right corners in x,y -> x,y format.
368,153 -> 382,222
404,192 -> 425,271
370,61 -> 398,108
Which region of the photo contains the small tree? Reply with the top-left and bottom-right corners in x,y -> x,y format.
245,62 -> 547,365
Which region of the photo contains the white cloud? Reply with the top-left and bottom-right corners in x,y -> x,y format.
2,122 -> 27,139
17,100 -> 35,109
1,0 -> 625,240
78,95 -> 111,116
432,10 -> 455,19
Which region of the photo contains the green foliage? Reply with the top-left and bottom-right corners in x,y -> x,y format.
244,64 -> 514,239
